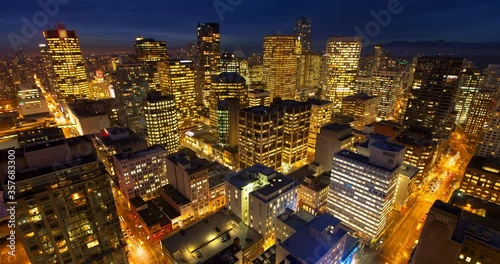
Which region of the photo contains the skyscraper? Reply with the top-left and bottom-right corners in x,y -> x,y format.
209,72 -> 248,131
403,56 -> 465,139
341,93 -> 380,130
220,52 -> 240,73
328,141 -> 404,242
464,88 -> 496,141
2,138 -> 127,264
324,36 -> 362,112
144,91 -> 179,153
197,22 -> 220,106
263,35 -> 300,99
134,37 -> 167,62
273,100 -> 312,171
43,25 -> 89,101
366,69 -> 403,119
455,69 -> 486,124
239,106 -> 284,171
295,16 -> 312,53
248,89 -> 271,107
158,59 -> 198,129
115,63 -> 151,137
476,103 -> 500,158
217,98 -> 240,147
298,52 -> 322,89
307,98 -> 334,159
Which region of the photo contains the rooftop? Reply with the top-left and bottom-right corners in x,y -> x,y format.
280,214 -> 348,263
336,150 -> 398,173
67,99 -> 110,119
370,140 -> 405,152
276,209 -> 315,233
307,98 -> 332,106
160,184 -> 191,206
251,175 -> 297,202
167,150 -> 212,174
287,166 -> 330,192
162,210 -> 262,264
399,164 -> 419,178
95,127 -> 146,148
322,123 -> 351,132
467,156 -> 500,174
114,145 -> 166,161
226,164 -> 277,190
213,72 -> 246,83
241,106 -> 280,116
342,93 -> 378,101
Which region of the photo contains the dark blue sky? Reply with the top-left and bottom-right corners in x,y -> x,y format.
2,0 -> 499,53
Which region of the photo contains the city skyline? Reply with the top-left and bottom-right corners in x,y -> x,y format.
2,0 -> 500,54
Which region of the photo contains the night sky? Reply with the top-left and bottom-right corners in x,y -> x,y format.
2,0 -> 499,53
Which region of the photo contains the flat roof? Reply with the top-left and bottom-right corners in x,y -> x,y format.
335,150 -> 398,173
307,98 -> 332,106
95,127 -> 145,148
241,106 -> 280,116
161,184 -> 191,206
251,175 -> 297,201
322,123 -> 351,132
343,93 -> 378,101
114,145 -> 166,161
227,164 -> 276,189
371,141 -> 405,152
280,214 -> 347,263
162,211 -> 262,264
467,156 -> 500,174
276,209 -> 315,232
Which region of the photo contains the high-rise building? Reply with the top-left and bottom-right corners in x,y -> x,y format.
371,45 -> 390,72
209,72 -> 248,131
134,37 -> 167,62
396,130 -> 437,182
89,70 -> 112,99
455,69 -> 486,124
464,88 -> 497,141
113,145 -> 168,201
459,156 -> 500,204
166,150 -> 211,218
186,42 -> 196,59
476,104 -> 500,158
366,69 -> 403,119
263,35 -> 300,99
115,63 -> 151,136
239,106 -> 284,171
197,22 -> 220,106
324,36 -> 362,112
158,59 -> 198,129
248,89 -> 271,107
38,43 -> 56,93
298,52 -> 322,89
328,141 -> 404,242
220,52 -> 240,73
144,91 -> 179,153
341,93 -> 380,130
43,25 -> 89,101
294,16 -> 312,54
1,138 -> 127,264
306,98 -> 334,158
217,98 -> 240,147
315,123 -> 355,173
403,56 -> 465,139
273,100 -> 312,171
410,199 -> 500,264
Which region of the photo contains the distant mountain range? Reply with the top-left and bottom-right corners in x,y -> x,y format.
365,41 -> 500,68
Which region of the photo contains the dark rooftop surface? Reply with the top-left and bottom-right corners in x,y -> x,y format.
371,141 -> 405,152
280,214 -> 347,263
307,98 -> 332,106
226,164 -> 277,190
114,145 -> 166,161
167,150 -> 212,174
322,123 -> 351,132
276,209 -> 315,232
287,166 -> 330,192
241,106 -> 280,116
251,175 -> 297,201
343,93 -> 379,101
161,184 -> 191,206
448,192 -> 500,221
213,72 -> 246,83
95,127 -> 146,148
467,156 -> 500,174
252,246 -> 276,264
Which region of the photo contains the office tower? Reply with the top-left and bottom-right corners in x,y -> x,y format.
43,25 -> 89,101
239,106 -> 284,171
366,69 -> 403,119
134,37 -> 167,62
403,56 -> 465,139
93,127 -> 148,180
113,145 -> 168,201
220,52 -> 240,73
484,64 -> 500,88
249,64 -> 264,84
274,100 -> 312,171
17,127 -> 65,148
476,104 -> 500,158
115,63 -> 150,136
464,88 -> 496,140
197,22 -> 221,106
217,98 -> 239,147
315,123 -> 355,173
455,69 -> 486,124
295,16 -> 312,53
459,156 -> 500,204
341,93 -> 380,130
186,42 -> 196,59
38,44 -> 55,92
158,59 -> 197,129
298,52 -> 322,89
144,91 -> 179,153
209,72 -> 248,131
166,150 -> 212,218
411,200 -> 500,264
263,35 -> 300,99
371,45 -> 390,71
1,138 -> 127,264
306,98 -> 334,158
276,213 -> 351,264
17,84 -> 50,117
396,130 -> 437,182
287,164 -> 330,215
324,36 -> 362,112
329,141 -> 404,242
248,89 -> 271,107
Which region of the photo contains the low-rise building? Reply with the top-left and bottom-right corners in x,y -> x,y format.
459,156 -> 500,204
287,163 -> 330,215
